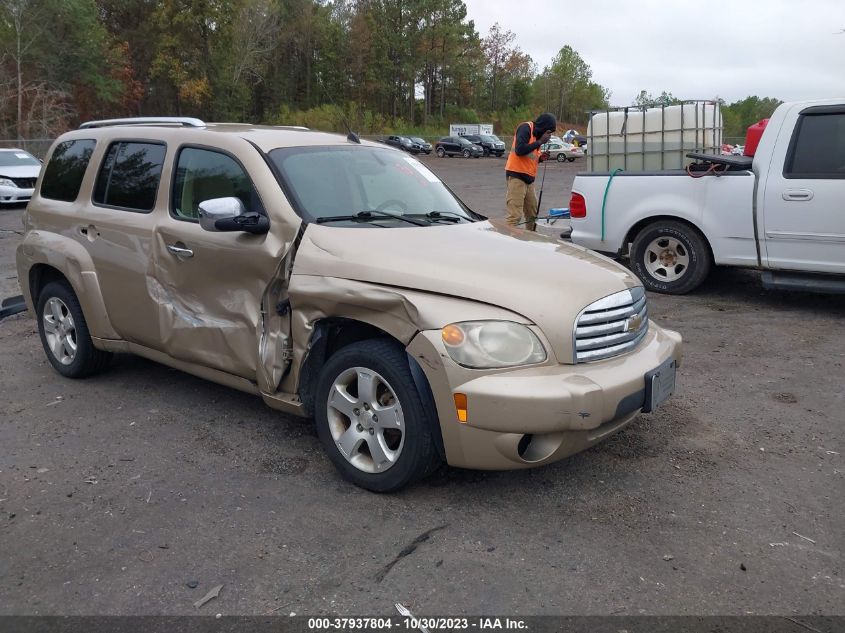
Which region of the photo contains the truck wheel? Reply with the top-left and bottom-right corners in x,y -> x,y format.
36,280 -> 112,378
435,147 -> 445,157
314,340 -> 441,492
631,221 -> 711,294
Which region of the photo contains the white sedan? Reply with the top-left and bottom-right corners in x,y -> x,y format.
0,148 -> 41,205
541,141 -> 585,163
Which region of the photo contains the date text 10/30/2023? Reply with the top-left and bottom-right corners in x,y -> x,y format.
307,617 -> 528,630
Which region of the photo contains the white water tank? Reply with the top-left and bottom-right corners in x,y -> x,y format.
587,102 -> 722,171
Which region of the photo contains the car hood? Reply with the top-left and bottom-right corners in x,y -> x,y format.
0,165 -> 40,178
292,219 -> 640,363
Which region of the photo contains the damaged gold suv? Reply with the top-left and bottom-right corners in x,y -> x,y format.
17,117 -> 682,491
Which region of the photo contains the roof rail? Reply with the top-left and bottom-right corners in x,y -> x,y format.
79,117 -> 206,130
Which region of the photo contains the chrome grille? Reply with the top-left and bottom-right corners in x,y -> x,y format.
574,287 -> 649,362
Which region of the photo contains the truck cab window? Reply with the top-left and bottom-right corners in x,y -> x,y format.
785,113 -> 845,179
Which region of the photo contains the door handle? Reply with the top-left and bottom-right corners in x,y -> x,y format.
166,243 -> 194,258
782,189 -> 814,201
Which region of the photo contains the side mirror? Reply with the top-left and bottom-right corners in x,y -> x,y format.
197,197 -> 269,235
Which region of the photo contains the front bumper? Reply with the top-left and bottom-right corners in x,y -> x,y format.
407,324 -> 682,470
0,185 -> 33,204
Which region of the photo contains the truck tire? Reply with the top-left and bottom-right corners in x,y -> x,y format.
314,339 -> 441,492
630,221 -> 711,294
36,280 -> 112,378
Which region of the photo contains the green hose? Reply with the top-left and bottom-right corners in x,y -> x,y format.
601,168 -> 623,242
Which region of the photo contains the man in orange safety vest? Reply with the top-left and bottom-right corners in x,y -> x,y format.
504,112 -> 557,231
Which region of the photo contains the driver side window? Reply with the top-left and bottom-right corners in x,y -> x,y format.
171,147 -> 264,220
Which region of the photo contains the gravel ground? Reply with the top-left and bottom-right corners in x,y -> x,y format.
0,154 -> 842,617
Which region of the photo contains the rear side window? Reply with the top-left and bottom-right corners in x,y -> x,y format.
171,147 -> 264,221
93,141 -> 166,211
785,113 -> 845,179
40,139 -> 96,202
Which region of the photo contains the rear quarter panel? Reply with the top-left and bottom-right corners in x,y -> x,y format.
571,171 -> 758,266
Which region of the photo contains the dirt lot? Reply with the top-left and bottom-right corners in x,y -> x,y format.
0,154 -> 842,617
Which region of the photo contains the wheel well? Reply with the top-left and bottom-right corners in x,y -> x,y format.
298,318 -> 403,417
297,318 -> 446,460
623,216 -> 713,262
29,264 -> 69,303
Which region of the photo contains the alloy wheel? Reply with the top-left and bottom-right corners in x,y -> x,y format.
42,297 -> 77,365
644,236 -> 690,281
326,367 -> 405,474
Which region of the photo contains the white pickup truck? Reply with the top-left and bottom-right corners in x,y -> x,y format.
569,98 -> 845,294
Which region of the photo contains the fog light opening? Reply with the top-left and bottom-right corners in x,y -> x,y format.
516,432 -> 562,463
517,434 -> 533,458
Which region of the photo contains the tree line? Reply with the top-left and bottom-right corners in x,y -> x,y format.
0,0 -> 613,140
0,0 -> 781,142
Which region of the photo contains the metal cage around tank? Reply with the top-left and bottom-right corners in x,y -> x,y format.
586,100 -> 723,172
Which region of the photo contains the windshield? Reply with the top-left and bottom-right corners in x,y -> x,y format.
479,135 -> 496,142
410,137 -> 426,144
269,146 -> 475,226
0,150 -> 40,167
457,137 -> 474,146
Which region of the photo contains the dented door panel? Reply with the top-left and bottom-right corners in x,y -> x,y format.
151,139 -> 299,384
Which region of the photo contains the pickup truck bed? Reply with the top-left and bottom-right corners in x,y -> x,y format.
569,98 -> 845,294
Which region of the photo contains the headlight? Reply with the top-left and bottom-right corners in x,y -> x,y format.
441,321 -> 547,368
0,178 -> 16,188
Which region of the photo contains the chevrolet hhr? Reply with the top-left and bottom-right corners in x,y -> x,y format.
16,118 -> 682,491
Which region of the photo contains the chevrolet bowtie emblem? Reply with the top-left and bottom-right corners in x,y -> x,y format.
625,314 -> 643,332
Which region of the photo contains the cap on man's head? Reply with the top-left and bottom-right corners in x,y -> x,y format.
534,112 -> 557,134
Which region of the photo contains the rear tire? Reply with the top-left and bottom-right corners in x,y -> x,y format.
630,221 -> 711,294
314,340 -> 441,492
36,280 -> 112,378
567,157 -> 576,162
556,154 -> 565,162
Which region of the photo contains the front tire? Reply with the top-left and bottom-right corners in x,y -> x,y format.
630,221 -> 711,294
462,149 -> 471,158
36,280 -> 112,378
435,147 -> 445,158
314,340 -> 440,492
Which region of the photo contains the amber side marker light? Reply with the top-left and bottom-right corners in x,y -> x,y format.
441,324 -> 465,346
454,393 -> 468,423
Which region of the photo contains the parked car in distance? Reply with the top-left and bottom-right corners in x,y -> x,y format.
383,135 -> 423,154
461,134 -> 505,157
434,136 -> 483,158
409,137 -> 432,154
0,148 -> 42,205
569,98 -> 845,294
17,116 -> 681,492
541,141 -> 584,163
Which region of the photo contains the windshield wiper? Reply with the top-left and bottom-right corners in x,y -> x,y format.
420,211 -> 472,223
314,210 -> 428,226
